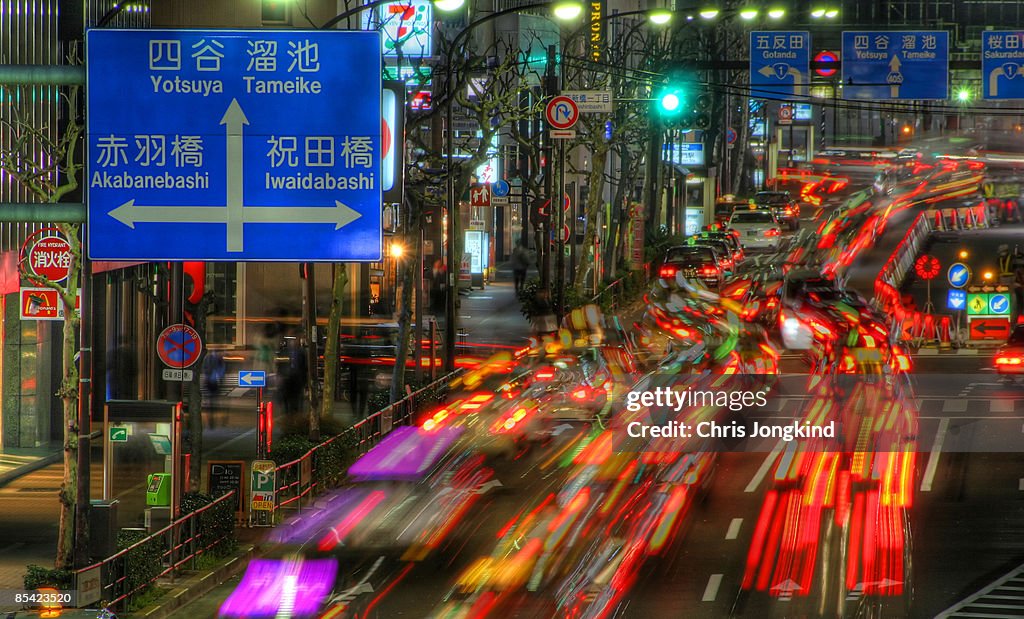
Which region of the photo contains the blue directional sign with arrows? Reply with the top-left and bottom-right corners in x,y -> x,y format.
948,262 -> 971,288
842,31 -> 948,100
982,32 -> 1024,99
238,370 -> 266,388
749,32 -> 810,98
86,30 -> 382,261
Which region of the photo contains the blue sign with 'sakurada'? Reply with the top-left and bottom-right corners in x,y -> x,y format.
87,29 -> 382,261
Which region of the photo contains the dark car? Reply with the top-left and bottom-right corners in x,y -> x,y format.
695,230 -> 744,263
689,238 -> 736,275
754,191 -> 801,230
996,325 -> 1024,376
659,245 -> 723,288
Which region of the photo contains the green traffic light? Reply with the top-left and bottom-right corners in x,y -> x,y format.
660,92 -> 681,112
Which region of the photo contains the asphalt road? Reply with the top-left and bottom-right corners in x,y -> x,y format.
169,191 -> 1024,618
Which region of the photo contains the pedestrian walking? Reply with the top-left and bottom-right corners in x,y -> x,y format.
202,349 -> 226,428
511,242 -> 531,294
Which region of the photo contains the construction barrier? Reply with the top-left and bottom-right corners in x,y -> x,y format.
873,202 -> 993,348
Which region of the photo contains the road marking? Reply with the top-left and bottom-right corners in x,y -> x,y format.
992,399 -> 1015,413
745,439 -> 785,493
726,518 -> 743,540
702,574 -> 723,602
942,399 -> 968,413
921,418 -> 950,492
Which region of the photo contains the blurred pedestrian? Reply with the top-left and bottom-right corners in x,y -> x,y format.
202,349 -> 226,428
280,339 -> 307,417
511,242 -> 531,294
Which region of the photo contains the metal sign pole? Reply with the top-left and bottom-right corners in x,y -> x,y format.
256,387 -> 264,460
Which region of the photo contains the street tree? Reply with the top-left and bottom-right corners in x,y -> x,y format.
0,74 -> 84,570
561,20 -> 672,292
388,38 -> 549,391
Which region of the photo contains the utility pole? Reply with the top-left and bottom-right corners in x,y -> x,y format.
301,263 -> 319,441
541,44 -> 557,292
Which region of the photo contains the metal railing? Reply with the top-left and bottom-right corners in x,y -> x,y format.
75,490 -> 237,612
273,371 -> 461,515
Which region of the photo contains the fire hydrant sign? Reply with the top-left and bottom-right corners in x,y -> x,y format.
25,235 -> 72,282
86,29 -> 383,262
19,287 -> 80,321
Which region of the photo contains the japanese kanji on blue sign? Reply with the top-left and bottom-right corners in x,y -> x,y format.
982,31 -> 1024,99
947,289 -> 966,311
86,29 -> 383,261
841,31 -> 949,100
749,31 -> 810,98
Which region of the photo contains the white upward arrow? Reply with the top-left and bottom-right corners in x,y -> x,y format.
220,98 -> 249,252
107,99 -> 364,252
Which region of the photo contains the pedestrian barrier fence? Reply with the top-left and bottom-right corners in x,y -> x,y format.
74,490 -> 238,613
72,370 -> 462,613
273,370 -> 461,515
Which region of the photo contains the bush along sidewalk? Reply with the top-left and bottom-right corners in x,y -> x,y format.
517,268 -> 647,322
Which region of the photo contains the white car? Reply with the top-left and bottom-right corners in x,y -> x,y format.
728,210 -> 782,250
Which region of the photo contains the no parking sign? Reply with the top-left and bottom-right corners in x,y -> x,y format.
157,323 -> 203,369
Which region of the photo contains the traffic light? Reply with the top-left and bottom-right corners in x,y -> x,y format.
656,84 -> 686,118
656,75 -> 712,130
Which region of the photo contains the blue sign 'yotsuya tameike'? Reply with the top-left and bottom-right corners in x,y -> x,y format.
86,29 -> 383,261
841,31 -> 948,101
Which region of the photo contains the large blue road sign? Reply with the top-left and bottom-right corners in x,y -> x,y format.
87,30 -> 383,261
982,32 -> 1024,99
749,32 -> 810,98
842,31 -> 948,100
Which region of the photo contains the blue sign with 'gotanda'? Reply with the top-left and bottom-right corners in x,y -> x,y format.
86,29 -> 383,261
749,31 -> 811,99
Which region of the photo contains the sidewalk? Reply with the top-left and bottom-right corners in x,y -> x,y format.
456,265 -> 532,347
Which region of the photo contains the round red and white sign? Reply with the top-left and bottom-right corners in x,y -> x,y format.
157,323 -> 204,369
545,96 -> 580,130
26,235 -> 72,283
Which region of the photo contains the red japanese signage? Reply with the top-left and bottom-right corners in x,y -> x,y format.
23,232 -> 72,283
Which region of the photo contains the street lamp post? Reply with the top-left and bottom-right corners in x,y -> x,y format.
439,0 -> 581,371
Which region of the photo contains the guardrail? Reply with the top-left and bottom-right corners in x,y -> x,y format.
272,371 -> 461,515
75,491 -> 237,612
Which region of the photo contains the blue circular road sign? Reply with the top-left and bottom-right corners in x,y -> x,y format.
990,293 -> 1010,315
947,262 -> 971,288
493,180 -> 510,197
